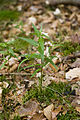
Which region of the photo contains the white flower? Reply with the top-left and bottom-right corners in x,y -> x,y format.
36,72 -> 41,77
44,46 -> 49,57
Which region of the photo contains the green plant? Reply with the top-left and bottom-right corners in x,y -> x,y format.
18,24 -> 57,92
57,111 -> 80,120
13,115 -> 21,120
60,41 -> 80,56
22,82 -> 74,104
0,41 -> 17,69
0,10 -> 20,21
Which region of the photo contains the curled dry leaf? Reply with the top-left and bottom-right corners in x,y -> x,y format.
9,64 -> 18,72
49,63 -> 58,72
43,104 -> 54,120
52,105 -> 63,119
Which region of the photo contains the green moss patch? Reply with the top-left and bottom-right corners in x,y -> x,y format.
0,10 -> 20,21
60,41 -> 80,56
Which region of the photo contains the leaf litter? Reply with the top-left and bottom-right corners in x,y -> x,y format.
0,0 -> 80,119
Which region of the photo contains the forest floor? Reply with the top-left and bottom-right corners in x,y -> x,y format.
0,0 -> 80,120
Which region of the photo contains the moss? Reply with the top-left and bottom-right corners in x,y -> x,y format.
22,82 -> 72,104
60,41 -> 80,56
0,10 -> 20,21
57,111 -> 80,120
13,38 -> 30,51
13,115 -> 21,120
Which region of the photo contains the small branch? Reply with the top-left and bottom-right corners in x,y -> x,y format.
0,72 -> 31,76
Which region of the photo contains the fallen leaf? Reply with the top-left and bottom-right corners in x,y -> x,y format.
44,104 -> 54,120
66,68 -> 80,81
16,99 -> 39,117
52,105 -> 63,119
9,64 -> 18,72
32,113 -> 44,120
70,58 -> 80,68
49,63 -> 58,72
71,33 -> 80,44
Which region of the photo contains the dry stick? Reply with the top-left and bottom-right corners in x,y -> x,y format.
46,0 -> 80,5
0,72 -> 31,76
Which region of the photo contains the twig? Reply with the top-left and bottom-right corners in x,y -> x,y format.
0,72 -> 31,76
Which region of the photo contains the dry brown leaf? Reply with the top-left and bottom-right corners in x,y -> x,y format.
44,104 -> 54,120
9,64 -> 18,72
16,99 -> 39,117
49,64 -> 58,72
62,110 -> 67,115
71,33 -> 80,44
42,11 -> 54,24
52,105 -> 63,119
70,58 -> 80,68
32,113 -> 44,120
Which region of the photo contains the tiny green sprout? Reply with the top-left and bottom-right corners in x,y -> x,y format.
18,23 -> 58,92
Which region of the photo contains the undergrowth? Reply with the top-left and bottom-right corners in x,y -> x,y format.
0,10 -> 20,21
22,81 -> 79,120
22,82 -> 72,104
61,41 -> 80,56
0,76 -> 17,120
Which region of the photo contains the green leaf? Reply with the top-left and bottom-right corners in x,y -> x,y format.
23,64 -> 41,69
0,60 -> 7,70
45,57 -> 58,70
0,51 -> 7,54
18,53 -> 41,71
0,43 -> 7,48
8,48 -> 16,57
41,33 -> 51,40
31,68 -> 41,78
18,58 -> 28,71
18,37 -> 38,47
38,38 -> 44,52
40,24 -> 42,33
38,37 -> 44,62
25,53 -> 41,59
32,23 -> 40,37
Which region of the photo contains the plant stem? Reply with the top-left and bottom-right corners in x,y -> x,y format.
39,59 -> 43,93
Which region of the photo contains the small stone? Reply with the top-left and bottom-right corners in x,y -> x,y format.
53,8 -> 61,15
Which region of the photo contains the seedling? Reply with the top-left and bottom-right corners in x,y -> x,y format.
18,24 -> 57,92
